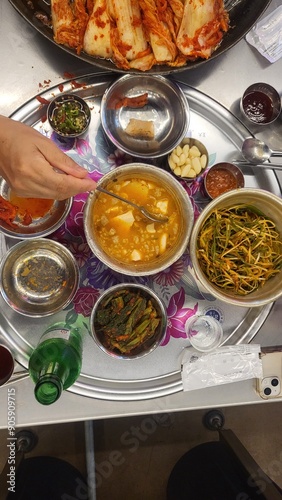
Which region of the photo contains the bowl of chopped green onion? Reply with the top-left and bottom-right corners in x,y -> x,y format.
48,94 -> 91,138
90,283 -> 167,359
190,188 -> 282,307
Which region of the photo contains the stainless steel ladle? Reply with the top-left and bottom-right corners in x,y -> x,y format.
242,138 -> 282,164
96,186 -> 168,224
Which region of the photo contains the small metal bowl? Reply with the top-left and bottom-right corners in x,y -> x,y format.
90,283 -> 167,360
0,178 -> 72,239
240,83 -> 281,125
101,75 -> 189,159
204,162 -> 245,199
0,239 -> 79,317
167,138 -> 209,181
48,94 -> 91,137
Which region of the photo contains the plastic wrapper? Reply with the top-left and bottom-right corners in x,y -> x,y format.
181,345 -> 262,391
246,6 -> 282,63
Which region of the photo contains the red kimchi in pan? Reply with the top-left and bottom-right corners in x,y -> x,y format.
51,0 -> 229,71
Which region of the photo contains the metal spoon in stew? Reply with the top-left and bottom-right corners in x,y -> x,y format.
96,186 -> 169,224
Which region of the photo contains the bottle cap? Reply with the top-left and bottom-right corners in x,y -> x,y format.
34,374 -> 63,405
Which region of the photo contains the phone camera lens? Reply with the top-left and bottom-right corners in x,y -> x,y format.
271,378 -> 279,387
264,387 -> 272,396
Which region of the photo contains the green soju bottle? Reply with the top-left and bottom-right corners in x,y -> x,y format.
28,323 -> 82,405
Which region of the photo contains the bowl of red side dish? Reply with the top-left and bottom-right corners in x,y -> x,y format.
204,163 -> 245,199
84,163 -> 194,276
0,178 -> 72,239
190,188 -> 282,307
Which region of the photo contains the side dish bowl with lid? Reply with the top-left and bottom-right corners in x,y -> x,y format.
84,163 -> 194,276
189,188 -> 282,307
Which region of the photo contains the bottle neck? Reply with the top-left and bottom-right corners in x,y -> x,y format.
34,374 -> 63,405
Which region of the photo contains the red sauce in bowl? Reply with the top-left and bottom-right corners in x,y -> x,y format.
205,167 -> 238,199
242,91 -> 273,124
9,192 -> 54,220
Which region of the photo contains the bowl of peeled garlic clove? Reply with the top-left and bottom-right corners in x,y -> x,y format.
167,137 -> 209,181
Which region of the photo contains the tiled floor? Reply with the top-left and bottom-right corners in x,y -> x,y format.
1,402 -> 282,499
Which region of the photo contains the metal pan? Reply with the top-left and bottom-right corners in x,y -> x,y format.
8,0 -> 271,75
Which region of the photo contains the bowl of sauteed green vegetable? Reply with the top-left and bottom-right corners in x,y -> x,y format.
190,188 -> 282,307
90,283 -> 167,359
47,94 -> 91,138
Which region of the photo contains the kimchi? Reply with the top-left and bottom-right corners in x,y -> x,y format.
176,0 -> 229,59
51,0 -> 229,70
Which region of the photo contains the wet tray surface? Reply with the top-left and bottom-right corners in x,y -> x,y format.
0,74 -> 280,401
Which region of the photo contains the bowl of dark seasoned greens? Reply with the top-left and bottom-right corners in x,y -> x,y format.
90,283 -> 167,359
47,94 -> 91,138
190,188 -> 282,307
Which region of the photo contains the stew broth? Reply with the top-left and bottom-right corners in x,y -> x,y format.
93,177 -> 181,263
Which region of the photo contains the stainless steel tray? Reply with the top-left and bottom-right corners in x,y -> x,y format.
0,74 -> 280,401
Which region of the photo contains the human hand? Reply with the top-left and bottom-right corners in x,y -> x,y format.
0,116 -> 97,199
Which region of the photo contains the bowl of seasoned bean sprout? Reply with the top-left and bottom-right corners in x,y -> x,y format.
189,188 -> 282,307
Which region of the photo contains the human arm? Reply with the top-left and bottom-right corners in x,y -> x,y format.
0,115 -> 97,200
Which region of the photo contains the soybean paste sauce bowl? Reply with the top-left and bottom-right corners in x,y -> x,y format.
90,283 -> 167,359
190,188 -> 282,307
84,163 -> 194,276
47,94 -> 91,138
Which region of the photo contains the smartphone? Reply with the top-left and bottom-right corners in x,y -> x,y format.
256,347 -> 282,400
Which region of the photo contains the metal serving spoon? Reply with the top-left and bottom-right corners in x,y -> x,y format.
233,161 -> 282,171
96,186 -> 168,223
242,138 -> 282,164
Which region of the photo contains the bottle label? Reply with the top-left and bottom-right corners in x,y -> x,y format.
40,328 -> 71,342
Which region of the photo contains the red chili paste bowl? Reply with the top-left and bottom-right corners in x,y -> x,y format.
204,162 -> 244,200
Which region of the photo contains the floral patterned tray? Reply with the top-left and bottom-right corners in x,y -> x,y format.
0,74 -> 280,401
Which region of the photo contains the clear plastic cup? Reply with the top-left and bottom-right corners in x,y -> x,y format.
185,315 -> 223,352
